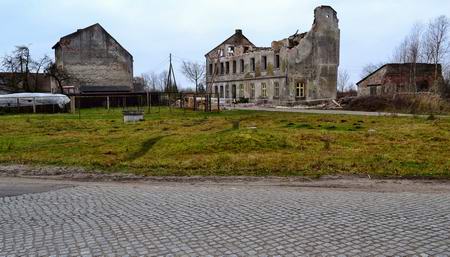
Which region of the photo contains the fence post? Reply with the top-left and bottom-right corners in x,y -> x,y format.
32,97 -> 36,113
217,94 -> 220,111
168,93 -> 171,112
146,91 -> 150,113
70,96 -> 76,114
106,96 -> 110,110
204,94 -> 207,112
180,93 -> 183,109
194,94 -> 197,111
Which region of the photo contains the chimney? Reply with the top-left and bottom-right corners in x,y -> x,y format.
235,29 -> 242,35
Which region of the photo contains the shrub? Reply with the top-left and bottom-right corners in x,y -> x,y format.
346,96 -> 390,112
237,97 -> 249,104
346,94 -> 450,114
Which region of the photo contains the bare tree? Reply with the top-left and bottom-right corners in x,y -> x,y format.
15,46 -> 32,91
158,70 -> 168,91
148,71 -> 163,92
360,63 -> 383,78
391,38 -> 410,63
347,82 -> 357,93
424,16 -> 449,63
1,54 -> 20,89
44,62 -> 75,93
30,55 -> 51,92
181,61 -> 205,93
424,15 -> 450,81
396,23 -> 425,92
1,54 -> 18,72
149,72 -> 160,92
139,73 -> 151,92
406,23 -> 424,64
337,69 -> 350,93
1,46 -> 33,91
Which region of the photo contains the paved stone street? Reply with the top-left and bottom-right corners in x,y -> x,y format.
1,180 -> 450,256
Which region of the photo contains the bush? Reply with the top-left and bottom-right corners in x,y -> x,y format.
345,94 -> 450,114
346,96 -> 390,112
237,97 -> 249,104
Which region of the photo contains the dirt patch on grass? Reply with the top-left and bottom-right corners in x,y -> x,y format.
2,164 -> 450,194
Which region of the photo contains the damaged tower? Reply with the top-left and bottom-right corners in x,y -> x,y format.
205,6 -> 340,105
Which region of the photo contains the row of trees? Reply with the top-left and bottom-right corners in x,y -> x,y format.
392,16 -> 449,69
362,15 -> 450,82
1,45 -> 71,93
138,61 -> 206,93
337,70 -> 356,94
1,46 -> 51,91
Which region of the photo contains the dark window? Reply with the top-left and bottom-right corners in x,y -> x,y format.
418,81 -> 429,92
209,63 -> 213,75
251,58 -> 255,72
232,60 -> 237,74
220,85 -> 224,98
244,46 -> 249,53
232,84 -> 236,99
240,59 -> 245,73
226,62 -> 230,74
370,86 -> 377,96
262,56 -> 267,70
220,63 -> 224,75
275,55 -> 280,69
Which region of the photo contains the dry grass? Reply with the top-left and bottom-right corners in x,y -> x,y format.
0,108 -> 449,178
346,94 -> 450,114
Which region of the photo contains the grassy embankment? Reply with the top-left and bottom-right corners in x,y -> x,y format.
0,108 -> 449,178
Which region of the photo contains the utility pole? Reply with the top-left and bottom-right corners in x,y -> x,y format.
165,54 -> 178,93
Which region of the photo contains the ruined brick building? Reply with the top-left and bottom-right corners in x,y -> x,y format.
52,23 -> 133,94
357,63 -> 444,96
205,6 -> 340,105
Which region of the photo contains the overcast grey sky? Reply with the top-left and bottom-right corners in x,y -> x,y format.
1,0 -> 449,87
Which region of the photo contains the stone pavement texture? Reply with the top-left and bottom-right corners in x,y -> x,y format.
1,184 -> 450,256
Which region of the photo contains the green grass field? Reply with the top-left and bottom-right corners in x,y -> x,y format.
1,108 -> 449,178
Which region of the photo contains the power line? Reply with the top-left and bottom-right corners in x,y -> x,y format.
143,56 -> 170,73
172,54 -> 204,64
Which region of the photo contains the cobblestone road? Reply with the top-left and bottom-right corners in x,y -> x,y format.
1,183 -> 450,256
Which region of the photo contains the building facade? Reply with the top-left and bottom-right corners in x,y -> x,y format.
205,6 -> 340,106
357,63 -> 444,96
52,23 -> 133,94
0,72 -> 53,94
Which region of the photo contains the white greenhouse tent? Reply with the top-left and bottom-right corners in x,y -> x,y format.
0,93 -> 70,110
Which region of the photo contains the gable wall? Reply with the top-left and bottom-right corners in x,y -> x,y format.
55,25 -> 133,91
